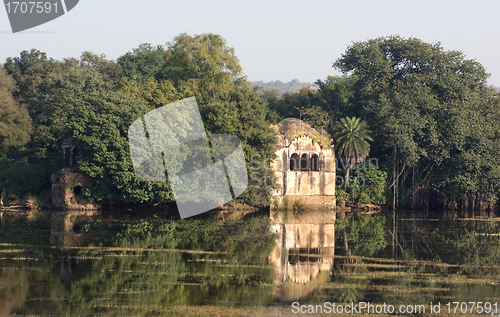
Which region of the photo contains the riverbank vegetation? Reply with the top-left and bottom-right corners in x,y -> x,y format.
1,34 -> 499,212
263,36 -> 500,211
0,34 -> 276,209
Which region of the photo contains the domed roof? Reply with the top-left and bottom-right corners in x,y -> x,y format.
272,118 -> 332,148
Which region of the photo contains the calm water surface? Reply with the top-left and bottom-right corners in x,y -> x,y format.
1,210 -> 500,316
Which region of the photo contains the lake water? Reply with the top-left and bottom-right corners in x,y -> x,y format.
1,209 -> 500,316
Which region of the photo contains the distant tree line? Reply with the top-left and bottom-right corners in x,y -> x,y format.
251,79 -> 318,95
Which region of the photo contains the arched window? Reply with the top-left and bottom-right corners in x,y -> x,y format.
300,153 -> 309,171
290,153 -> 299,171
311,153 -> 319,171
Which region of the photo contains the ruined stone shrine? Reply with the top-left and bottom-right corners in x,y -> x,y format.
51,136 -> 95,210
269,118 -> 336,208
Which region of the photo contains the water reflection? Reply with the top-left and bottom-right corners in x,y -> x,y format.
1,210 -> 500,315
50,212 -> 92,248
59,250 -> 73,284
50,211 -> 93,286
0,265 -> 30,315
269,222 -> 336,301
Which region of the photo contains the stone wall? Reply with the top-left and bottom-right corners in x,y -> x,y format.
281,171 -> 336,196
51,171 -> 98,209
270,119 -> 336,208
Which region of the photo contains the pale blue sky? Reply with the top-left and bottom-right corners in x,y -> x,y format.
1,0 -> 499,86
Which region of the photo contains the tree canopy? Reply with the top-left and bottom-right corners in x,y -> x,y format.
334,35 -> 500,209
117,44 -> 167,84
163,33 -> 242,95
1,34 -> 277,208
259,35 -> 500,210
0,66 -> 32,157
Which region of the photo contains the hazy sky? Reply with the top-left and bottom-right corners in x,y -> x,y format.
1,0 -> 499,86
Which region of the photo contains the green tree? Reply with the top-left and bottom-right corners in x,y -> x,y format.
34,66 -> 177,203
117,43 -> 167,83
258,89 -> 283,123
119,33 -> 278,206
3,50 -> 172,203
163,33 -> 242,96
334,35 -> 499,210
333,116 -> 372,259
2,34 -> 278,207
78,51 -> 122,83
120,76 -> 197,110
160,33 -> 277,206
200,80 -> 277,206
0,66 -> 32,157
4,49 -> 64,100
1,50 -> 61,198
315,75 -> 360,123
350,163 -> 387,204
302,104 -> 331,131
284,87 -> 317,119
333,116 -> 373,190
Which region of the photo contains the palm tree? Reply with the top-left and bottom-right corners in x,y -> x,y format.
333,116 -> 373,190
333,116 -> 372,259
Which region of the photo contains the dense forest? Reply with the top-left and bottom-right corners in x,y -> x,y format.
263,36 -> 500,212
0,34 -> 499,213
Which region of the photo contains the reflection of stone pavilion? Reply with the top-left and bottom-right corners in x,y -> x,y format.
269,221 -> 335,300
50,211 -> 92,284
270,118 -> 336,208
